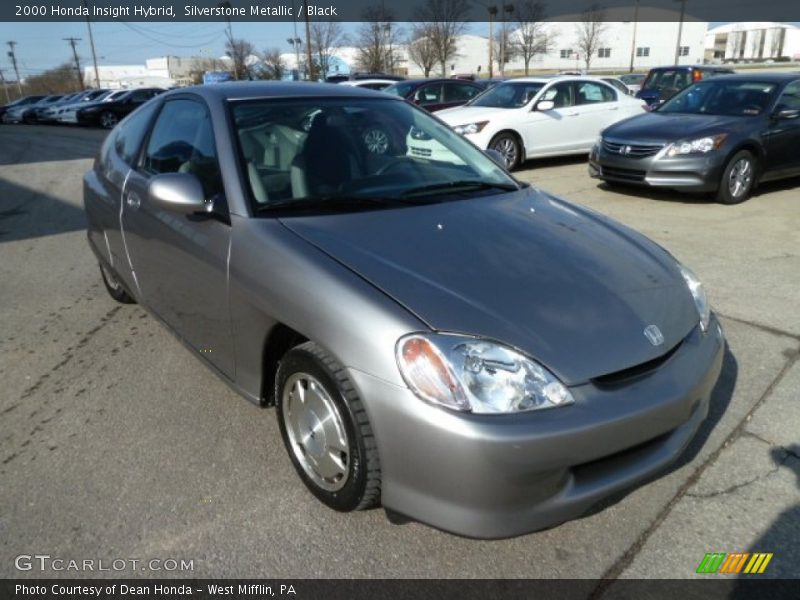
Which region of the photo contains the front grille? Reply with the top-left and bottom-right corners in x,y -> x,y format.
603,140 -> 664,158
592,340 -> 683,388
409,146 -> 432,157
600,165 -> 646,182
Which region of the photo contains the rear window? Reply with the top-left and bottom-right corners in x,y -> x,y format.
643,69 -> 692,92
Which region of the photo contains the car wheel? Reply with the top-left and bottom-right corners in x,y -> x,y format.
716,150 -> 757,204
275,341 -> 381,512
489,132 -> 521,170
100,111 -> 118,129
362,126 -> 391,155
99,264 -> 136,304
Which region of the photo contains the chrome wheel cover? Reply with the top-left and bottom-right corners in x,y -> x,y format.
101,112 -> 118,128
728,158 -> 753,198
282,372 -> 350,492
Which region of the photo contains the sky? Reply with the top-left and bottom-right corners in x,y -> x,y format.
0,20 -> 794,76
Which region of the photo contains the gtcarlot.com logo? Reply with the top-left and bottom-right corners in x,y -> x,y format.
14,554 -> 194,572
696,552 -> 773,574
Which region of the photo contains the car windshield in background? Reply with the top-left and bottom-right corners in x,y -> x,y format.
643,69 -> 691,92
468,82 -> 545,108
230,97 -> 517,213
384,82 -> 414,97
658,80 -> 778,116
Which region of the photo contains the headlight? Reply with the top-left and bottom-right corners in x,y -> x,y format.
665,134 -> 727,157
453,121 -> 488,135
678,264 -> 711,332
396,333 -> 574,414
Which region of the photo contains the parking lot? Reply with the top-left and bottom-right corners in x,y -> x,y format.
0,124 -> 798,582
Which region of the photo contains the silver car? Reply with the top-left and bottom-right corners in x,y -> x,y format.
83,83 -> 724,538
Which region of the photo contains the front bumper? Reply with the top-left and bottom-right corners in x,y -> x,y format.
349,316 -> 724,538
589,145 -> 727,193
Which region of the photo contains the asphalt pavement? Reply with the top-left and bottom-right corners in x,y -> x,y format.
0,125 -> 798,583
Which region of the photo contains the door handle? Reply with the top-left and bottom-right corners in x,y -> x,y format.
126,192 -> 141,210
566,111 -> 579,117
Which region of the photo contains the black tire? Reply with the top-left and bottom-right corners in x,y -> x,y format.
716,150 -> 757,205
99,264 -> 136,304
100,111 -> 118,130
275,341 -> 381,512
489,132 -> 522,170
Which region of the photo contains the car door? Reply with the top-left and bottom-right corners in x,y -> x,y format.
571,80 -> 622,149
518,81 -> 585,156
120,96 -> 235,377
764,79 -> 800,177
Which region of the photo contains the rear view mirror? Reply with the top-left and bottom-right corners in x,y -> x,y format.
536,100 -> 555,111
148,173 -> 208,214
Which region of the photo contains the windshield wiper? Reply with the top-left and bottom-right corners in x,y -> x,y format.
255,195 -> 414,214
400,180 -> 519,198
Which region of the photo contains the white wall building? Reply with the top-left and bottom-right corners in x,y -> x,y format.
705,22 -> 800,63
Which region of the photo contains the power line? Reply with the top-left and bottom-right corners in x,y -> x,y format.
6,41 -> 23,95
63,37 -> 85,90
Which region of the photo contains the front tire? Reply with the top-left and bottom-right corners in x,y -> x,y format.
716,150 -> 757,204
489,132 -> 521,170
100,111 -> 118,129
275,342 -> 381,512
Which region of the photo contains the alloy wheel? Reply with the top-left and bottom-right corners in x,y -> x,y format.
492,137 -> 518,168
728,157 -> 753,199
101,112 -> 118,129
363,128 -> 390,154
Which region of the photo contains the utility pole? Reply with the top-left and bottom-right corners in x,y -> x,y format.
629,0 -> 639,73
303,1 -> 314,81
674,0 -> 687,64
63,37 -> 85,91
499,4 -> 514,77
0,69 -> 10,103
6,41 -> 23,95
488,5 -> 497,78
82,0 -> 101,87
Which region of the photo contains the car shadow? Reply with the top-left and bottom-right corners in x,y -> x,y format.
519,154 -> 590,170
0,124 -> 106,166
0,178 -> 86,243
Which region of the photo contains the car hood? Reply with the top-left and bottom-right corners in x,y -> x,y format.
605,112 -> 755,143
437,105 -> 511,125
279,189 -> 700,385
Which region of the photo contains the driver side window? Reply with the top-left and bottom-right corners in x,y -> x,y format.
777,81 -> 800,111
141,99 -> 223,201
540,82 -> 575,108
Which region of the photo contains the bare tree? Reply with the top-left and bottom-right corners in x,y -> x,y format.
255,48 -> 287,80
575,4 -> 607,71
407,23 -> 438,77
493,27 -> 518,75
414,0 -> 471,76
310,21 -> 346,79
17,63 -> 79,95
354,7 -> 402,73
514,0 -> 551,75
225,37 -> 255,80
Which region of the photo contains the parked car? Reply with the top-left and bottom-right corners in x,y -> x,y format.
384,78 -> 487,112
601,77 -> 634,96
619,73 -> 646,94
75,87 -> 165,128
18,95 -> 64,123
36,92 -> 84,123
0,95 -> 46,123
590,73 -> 800,204
55,89 -> 114,124
432,76 -> 647,169
636,65 -> 734,107
338,79 -> 397,91
84,82 -> 724,538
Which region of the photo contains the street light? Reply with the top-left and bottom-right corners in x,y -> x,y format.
674,0 -> 687,65
499,4 -> 514,77
287,36 -> 302,79
488,5 -> 498,78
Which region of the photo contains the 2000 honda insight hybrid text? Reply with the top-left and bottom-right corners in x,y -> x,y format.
84,83 -> 724,538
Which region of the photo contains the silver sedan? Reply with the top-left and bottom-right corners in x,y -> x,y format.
84,82 -> 724,538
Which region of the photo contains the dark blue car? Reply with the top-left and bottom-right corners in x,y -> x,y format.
637,65 -> 734,107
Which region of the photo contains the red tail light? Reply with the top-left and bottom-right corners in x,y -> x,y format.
692,68 -> 702,82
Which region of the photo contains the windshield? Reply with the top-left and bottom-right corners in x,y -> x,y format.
384,82 -> 415,97
468,82 -> 545,108
642,69 -> 692,92
658,80 -> 778,116
231,97 -> 517,214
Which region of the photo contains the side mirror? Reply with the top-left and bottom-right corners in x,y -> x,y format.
536,100 -> 555,111
148,173 -> 208,214
485,148 -> 507,168
773,108 -> 800,120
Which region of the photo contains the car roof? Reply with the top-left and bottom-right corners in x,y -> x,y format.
649,65 -> 733,71
694,71 -> 800,83
167,81 -> 406,102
